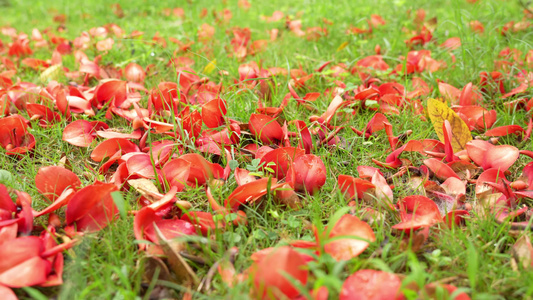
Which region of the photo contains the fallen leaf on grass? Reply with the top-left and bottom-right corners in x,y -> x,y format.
511,235 -> 533,270
427,98 -> 472,152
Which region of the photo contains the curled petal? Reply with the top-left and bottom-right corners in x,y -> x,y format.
252,246 -> 308,299
322,214 -> 375,261
66,183 -> 119,232
249,113 -> 283,144
35,166 -> 81,201
90,138 -> 140,162
340,270 -> 403,300
287,154 -> 327,195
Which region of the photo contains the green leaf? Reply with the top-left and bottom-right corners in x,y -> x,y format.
22,287 -> 48,300
0,169 -> 13,184
111,191 -> 128,220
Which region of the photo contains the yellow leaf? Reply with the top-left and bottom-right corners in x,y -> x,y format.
336,41 -> 349,52
427,98 -> 472,152
202,59 -> 217,74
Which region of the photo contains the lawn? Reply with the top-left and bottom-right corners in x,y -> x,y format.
1,0 -> 533,299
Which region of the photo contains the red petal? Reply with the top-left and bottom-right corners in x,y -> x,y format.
179,153 -> 223,186
322,214 -> 375,261
0,184 -> 16,213
162,158 -> 191,191
90,138 -> 140,162
0,285 -> 17,300
126,154 -> 156,179
0,256 -> 50,288
249,113 -> 283,144
0,236 -> 43,274
371,171 -> 393,203
94,80 -> 127,107
484,125 -> 524,137
143,218 -> 196,243
35,166 -> 81,201
423,158 -> 460,180
62,120 -> 108,147
357,166 -> 382,179
234,167 -> 257,186
224,178 -> 283,210
26,103 -> 61,125
465,140 -> 493,167
485,145 -> 519,171
66,183 -> 118,232
340,270 -> 404,300
34,188 -> 75,218
260,147 -> 305,180
338,175 -> 375,200
475,168 -> 507,196
287,154 -> 327,195
392,195 -> 442,231
181,211 -> 218,236
124,63 -> 146,83
252,246 -> 308,299
201,98 -> 227,128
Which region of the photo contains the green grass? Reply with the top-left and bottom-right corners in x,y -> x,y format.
1,0 -> 533,299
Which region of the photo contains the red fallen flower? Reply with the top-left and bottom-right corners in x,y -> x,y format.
371,170 -> 394,203
133,206 -> 195,249
0,115 -> 36,155
0,236 -> 50,288
90,138 -> 140,162
423,158 -> 460,181
62,119 -> 109,147
286,154 -> 327,195
35,166 -> 81,201
338,175 -> 376,201
251,246 -> 308,300
0,285 -> 16,300
224,178 -> 285,210
0,185 -> 32,234
0,225 -> 74,289
475,168 -> 508,197
124,63 -> 146,83
180,108 -> 203,139
249,113 -> 283,144
440,37 -> 461,50
179,153 -> 224,186
479,71 -> 505,94
458,82 -> 483,106
438,81 -> 461,103
201,98 -> 227,128
66,183 -> 119,232
26,103 -> 61,127
318,214 -> 375,261
502,82 -> 528,99
465,140 -> 519,172
292,120 -> 313,154
358,166 -> 383,179
484,125 -> 525,137
444,210 -> 470,228
125,153 -> 159,179
161,158 -> 191,191
181,211 -> 220,236
340,269 -> 404,300
92,80 -> 128,108
392,195 -> 442,232
234,167 -> 257,186
261,147 -> 305,180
